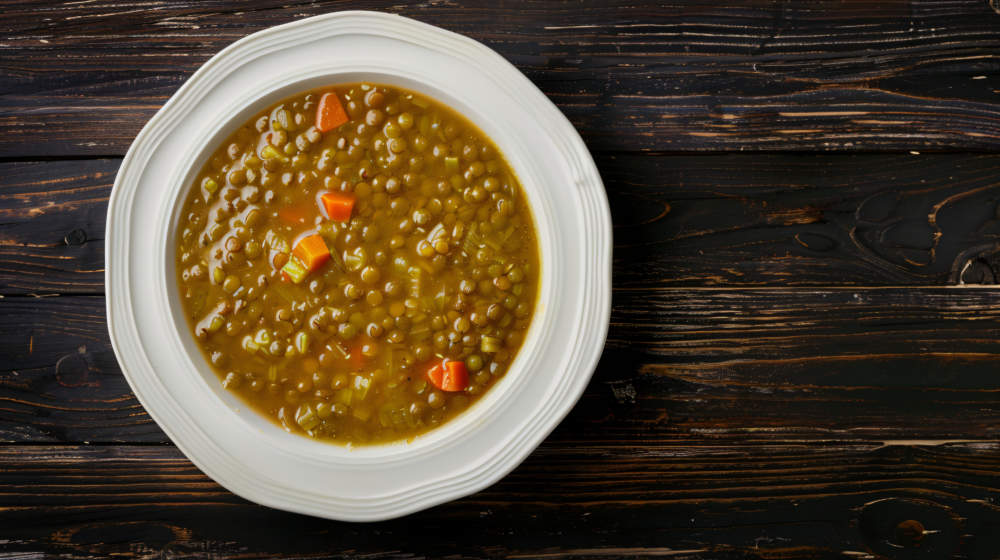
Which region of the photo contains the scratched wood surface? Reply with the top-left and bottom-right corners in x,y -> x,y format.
3,1 -> 1000,559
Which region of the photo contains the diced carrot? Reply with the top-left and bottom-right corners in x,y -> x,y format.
426,359 -> 468,392
426,362 -> 445,391
320,191 -> 356,222
442,360 -> 469,392
350,343 -> 367,368
316,92 -> 349,132
292,233 -> 330,272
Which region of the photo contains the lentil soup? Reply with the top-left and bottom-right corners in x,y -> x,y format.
174,83 -> 539,445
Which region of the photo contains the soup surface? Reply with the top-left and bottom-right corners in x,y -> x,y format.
175,83 -> 539,445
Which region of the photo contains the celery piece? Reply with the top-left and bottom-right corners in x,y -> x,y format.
327,245 -> 347,273
261,144 -> 289,162
353,375 -> 372,400
344,253 -> 363,271
294,331 -> 310,354
295,404 -> 320,431
281,257 -> 308,284
427,222 -> 446,241
481,335 -> 502,353
409,326 -> 431,342
444,156 -> 459,174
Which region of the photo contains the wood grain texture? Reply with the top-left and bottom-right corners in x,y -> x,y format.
5,1 -> 1000,557
609,152 -> 1000,287
3,0 -> 1000,155
0,443 -> 998,559
7,288 -> 1000,444
0,296 -> 162,443
9,153 -> 1000,294
0,160 -> 110,294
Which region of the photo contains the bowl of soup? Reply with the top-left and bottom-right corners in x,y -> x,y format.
107,11 -> 610,521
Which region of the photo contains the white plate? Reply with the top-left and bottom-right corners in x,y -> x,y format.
106,11 -> 611,521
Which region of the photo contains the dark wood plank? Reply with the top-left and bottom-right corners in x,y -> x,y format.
8,153 -> 1000,295
3,0 -> 1000,155
7,288 -> 1000,444
0,159 -> 110,294
609,152 -> 1000,287
0,443 -> 997,558
0,296 -> 163,443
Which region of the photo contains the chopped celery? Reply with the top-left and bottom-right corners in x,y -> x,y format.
444,156 -> 459,173
344,253 -> 363,271
295,404 -> 320,431
267,364 -> 278,382
427,222 -> 446,241
407,266 -> 424,297
294,331 -> 310,354
462,224 -> 483,254
409,326 -> 431,342
332,341 -> 350,359
327,246 -> 347,273
335,388 -> 353,406
281,257 -> 308,284
458,206 -> 476,223
261,144 -> 288,162
481,335 -> 502,353
353,375 -> 371,400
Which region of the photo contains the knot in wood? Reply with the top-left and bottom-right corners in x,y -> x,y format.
858,497 -> 961,557
895,519 -> 925,547
63,228 -> 88,246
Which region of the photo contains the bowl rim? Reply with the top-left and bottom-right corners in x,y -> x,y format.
106,10 -> 611,521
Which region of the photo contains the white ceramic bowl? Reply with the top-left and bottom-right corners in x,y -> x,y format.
107,11 -> 611,521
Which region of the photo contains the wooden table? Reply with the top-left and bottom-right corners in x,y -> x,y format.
3,1 -> 1000,557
